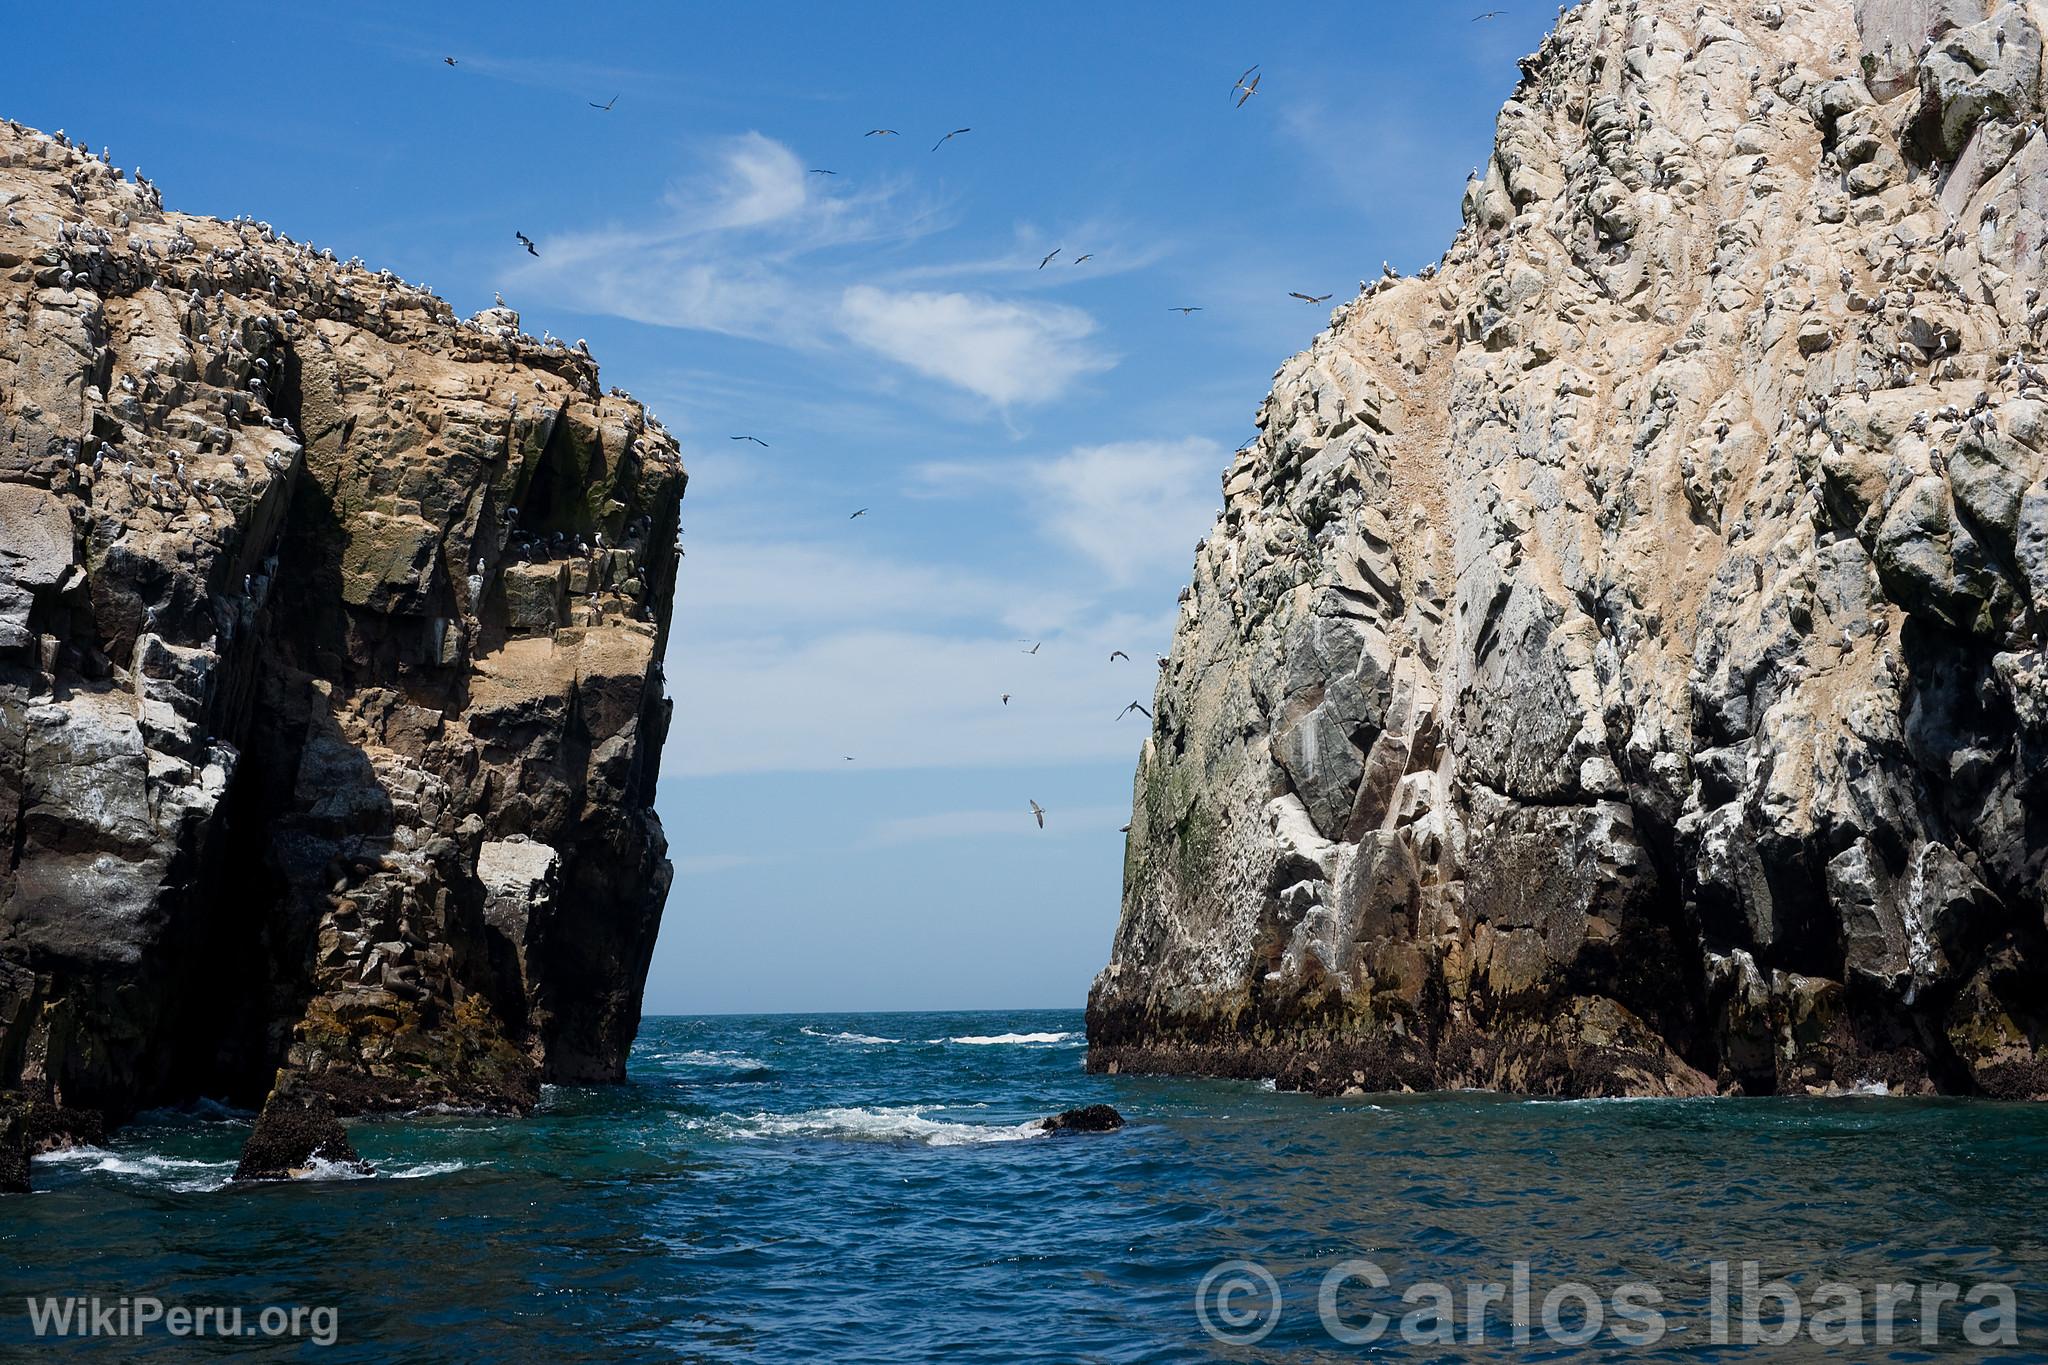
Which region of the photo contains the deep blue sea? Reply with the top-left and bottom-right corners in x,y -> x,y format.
6,1009 -> 2048,1360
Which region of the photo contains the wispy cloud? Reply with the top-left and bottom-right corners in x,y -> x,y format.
504,132 -> 1116,409
839,286 -> 1113,407
912,438 -> 1222,584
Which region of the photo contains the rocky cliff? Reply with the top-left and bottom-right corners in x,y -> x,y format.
1090,0 -> 2048,1098
0,118 -> 685,1162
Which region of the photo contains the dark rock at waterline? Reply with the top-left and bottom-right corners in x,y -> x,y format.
0,1100 -> 25,1194
1041,1105 -> 1125,1133
0,1091 -> 105,1193
234,1088 -> 371,1181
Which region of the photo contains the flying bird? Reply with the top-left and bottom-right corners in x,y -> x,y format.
729,435 -> 769,447
932,127 -> 972,151
589,95 -> 618,111
849,508 -> 868,519
1231,64 -> 1260,102
1118,702 -> 1152,721
1289,291 -> 1333,303
443,56 -> 457,66
1109,650 -> 1129,661
1235,72 -> 1262,107
1473,10 -> 1504,20
810,168 -> 837,175
1073,254 -> 1093,264
1038,248 -> 1061,269
1022,642 -> 1041,655
516,232 -> 538,257
1119,822 -> 1132,833
1001,694 -> 1010,705
1029,800 -> 1046,829
866,129 -> 898,137
1168,306 -> 1204,314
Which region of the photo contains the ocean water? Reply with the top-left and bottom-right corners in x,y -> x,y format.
4,1010 -> 2047,1360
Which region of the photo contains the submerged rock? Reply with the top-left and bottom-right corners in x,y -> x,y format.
1091,0 -> 2048,1099
0,116 -> 685,1132
1041,1105 -> 1125,1133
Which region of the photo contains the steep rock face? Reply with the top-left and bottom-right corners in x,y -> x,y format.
1091,0 -> 2048,1098
0,119 -> 684,1127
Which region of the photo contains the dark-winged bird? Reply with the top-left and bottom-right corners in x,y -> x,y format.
1110,650 -> 1129,661
1168,306 -> 1204,314
866,129 -> 898,137
932,127 -> 972,151
1022,642 -> 1041,655
1235,72 -> 1262,107
810,168 -> 836,175
1289,291 -> 1332,303
1039,248 -> 1060,269
1073,254 -> 1093,264
730,435 -> 769,447
590,95 -> 618,111
516,232 -> 538,257
849,508 -> 868,519
1118,702 -> 1152,721
444,56 -> 457,66
1029,800 -> 1046,829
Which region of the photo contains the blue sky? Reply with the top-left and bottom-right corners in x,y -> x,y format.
12,1 -> 1560,1012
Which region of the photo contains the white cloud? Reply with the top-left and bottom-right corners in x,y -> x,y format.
838,286 -> 1112,407
663,532 -> 1175,777
913,438 -> 1222,585
501,134 -> 1115,408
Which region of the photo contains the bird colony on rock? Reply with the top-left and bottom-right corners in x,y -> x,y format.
1091,0 -> 2048,1100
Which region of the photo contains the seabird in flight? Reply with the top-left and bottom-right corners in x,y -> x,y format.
1289,291 -> 1332,303
1110,650 -> 1129,661
1118,702 -> 1152,720
1029,800 -> 1046,829
1038,248 -> 1061,269
589,95 -> 618,111
516,232 -> 538,257
1168,306 -> 1204,314
932,127 -> 972,151
849,508 -> 868,519
730,435 -> 769,446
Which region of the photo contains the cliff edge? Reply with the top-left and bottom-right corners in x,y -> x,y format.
1090,0 -> 2048,1098
0,118 -> 685,1150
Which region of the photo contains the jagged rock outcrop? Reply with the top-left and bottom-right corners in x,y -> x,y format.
0,117 -> 685,1155
1091,0 -> 2048,1098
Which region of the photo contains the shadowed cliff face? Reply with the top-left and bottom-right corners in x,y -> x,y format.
1091,0 -> 2048,1099
0,119 -> 684,1124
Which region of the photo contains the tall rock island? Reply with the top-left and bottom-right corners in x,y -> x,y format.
0,118 -> 684,1168
1091,0 -> 2048,1098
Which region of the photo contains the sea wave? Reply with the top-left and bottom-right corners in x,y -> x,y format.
799,1027 -> 900,1045
940,1032 -> 1081,1046
657,1049 -> 771,1071
33,1147 -> 240,1193
684,1105 -> 1046,1148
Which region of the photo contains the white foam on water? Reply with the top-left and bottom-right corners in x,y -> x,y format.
799,1027 -> 900,1045
940,1032 -> 1080,1046
660,1050 -> 770,1070
684,1105 -> 1047,1148
295,1156 -> 375,1181
385,1159 -> 479,1179
32,1147 -> 240,1193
